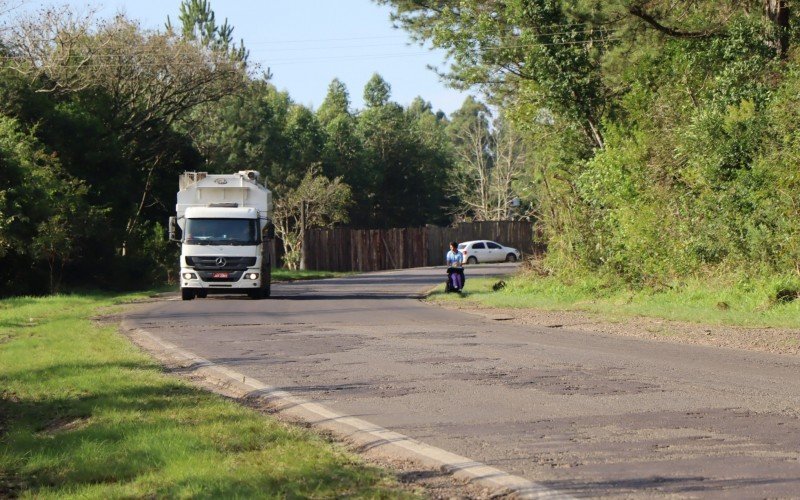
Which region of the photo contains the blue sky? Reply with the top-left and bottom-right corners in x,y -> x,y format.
16,0 -> 471,115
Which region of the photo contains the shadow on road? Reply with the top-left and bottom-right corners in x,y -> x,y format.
540,475 -> 800,496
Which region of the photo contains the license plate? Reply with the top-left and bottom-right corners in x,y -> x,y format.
211,272 -> 229,279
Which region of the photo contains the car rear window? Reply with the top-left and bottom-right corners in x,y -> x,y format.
472,242 -> 486,249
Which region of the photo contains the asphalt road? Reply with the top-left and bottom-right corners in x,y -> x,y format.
125,265 -> 800,498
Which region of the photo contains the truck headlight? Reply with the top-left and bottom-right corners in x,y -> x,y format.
183,272 -> 197,279
246,273 -> 259,280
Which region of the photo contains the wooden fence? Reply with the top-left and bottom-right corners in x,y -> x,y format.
303,221 -> 544,272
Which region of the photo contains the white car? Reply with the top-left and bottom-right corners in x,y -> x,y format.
457,240 -> 521,264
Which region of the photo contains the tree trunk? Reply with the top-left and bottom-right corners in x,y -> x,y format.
766,0 -> 790,58
48,254 -> 55,295
299,200 -> 306,270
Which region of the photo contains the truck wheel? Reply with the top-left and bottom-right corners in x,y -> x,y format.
263,281 -> 271,298
181,288 -> 195,301
196,290 -> 208,298
467,256 -> 478,265
248,288 -> 264,300
505,253 -> 517,262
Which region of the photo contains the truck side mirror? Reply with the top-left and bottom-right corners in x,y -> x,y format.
168,216 -> 180,242
264,222 -> 275,240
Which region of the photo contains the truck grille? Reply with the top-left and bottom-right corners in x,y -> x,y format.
186,256 -> 256,270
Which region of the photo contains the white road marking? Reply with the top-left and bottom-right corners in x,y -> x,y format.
122,320 -> 574,499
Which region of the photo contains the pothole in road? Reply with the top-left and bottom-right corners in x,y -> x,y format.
403,355 -> 480,365
445,366 -> 662,395
399,331 -> 478,340
506,367 -> 661,396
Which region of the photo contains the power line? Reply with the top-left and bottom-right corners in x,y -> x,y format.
263,38 -> 622,65
3,26 -> 618,46
0,34 -> 621,64
0,26 -> 624,75
244,34 -> 408,44
241,27 -> 616,46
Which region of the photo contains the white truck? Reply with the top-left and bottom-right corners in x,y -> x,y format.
169,171 -> 274,301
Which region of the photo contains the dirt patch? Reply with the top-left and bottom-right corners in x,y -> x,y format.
37,416 -> 91,436
437,303 -> 800,356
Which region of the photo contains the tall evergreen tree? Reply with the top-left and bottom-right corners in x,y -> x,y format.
168,0 -> 248,60
363,73 -> 391,108
318,78 -> 351,126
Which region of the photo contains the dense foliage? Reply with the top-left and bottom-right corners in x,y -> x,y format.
190,73 -> 456,229
382,0 -> 800,286
10,0 -> 792,295
1,1 -> 505,296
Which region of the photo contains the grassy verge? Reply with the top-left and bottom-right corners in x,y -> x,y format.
0,293 -> 414,498
429,271 -> 800,329
271,269 -> 350,281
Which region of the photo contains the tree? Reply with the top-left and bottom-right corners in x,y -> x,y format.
405,97 -> 452,225
0,114 -> 92,294
273,167 -> 351,269
318,81 -> 365,187
407,96 -> 432,117
7,11 -> 247,253
490,117 -> 528,221
378,0 -> 611,150
318,78 -> 351,126
626,1 -> 791,56
356,75 -> 453,228
0,6 -> 465,295
187,77 -> 292,178
363,73 -> 391,108
448,99 -> 493,220
447,98 -> 528,221
168,0 -> 248,61
282,105 -> 325,187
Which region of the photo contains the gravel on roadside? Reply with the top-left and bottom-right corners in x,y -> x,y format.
435,302 -> 800,356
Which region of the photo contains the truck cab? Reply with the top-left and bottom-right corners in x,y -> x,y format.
171,171 -> 273,300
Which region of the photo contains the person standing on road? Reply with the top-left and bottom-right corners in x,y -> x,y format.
446,241 -> 464,290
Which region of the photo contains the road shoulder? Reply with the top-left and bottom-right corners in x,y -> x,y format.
429,300 -> 800,356
120,317 -> 573,500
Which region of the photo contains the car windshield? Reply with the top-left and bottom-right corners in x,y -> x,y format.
185,218 -> 258,245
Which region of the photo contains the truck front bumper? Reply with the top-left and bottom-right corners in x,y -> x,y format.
180,267 -> 262,290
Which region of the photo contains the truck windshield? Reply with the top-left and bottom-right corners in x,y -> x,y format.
184,218 -> 259,245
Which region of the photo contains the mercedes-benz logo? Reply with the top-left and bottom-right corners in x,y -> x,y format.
215,257 -> 227,268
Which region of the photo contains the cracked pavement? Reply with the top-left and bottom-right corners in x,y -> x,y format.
124,264 -> 800,498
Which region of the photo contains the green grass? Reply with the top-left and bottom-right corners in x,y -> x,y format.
271,269 -> 350,282
0,293 -> 415,499
430,272 -> 800,329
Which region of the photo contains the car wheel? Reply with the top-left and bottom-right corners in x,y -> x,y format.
181,288 -> 195,301
467,256 -> 478,265
505,253 -> 517,262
